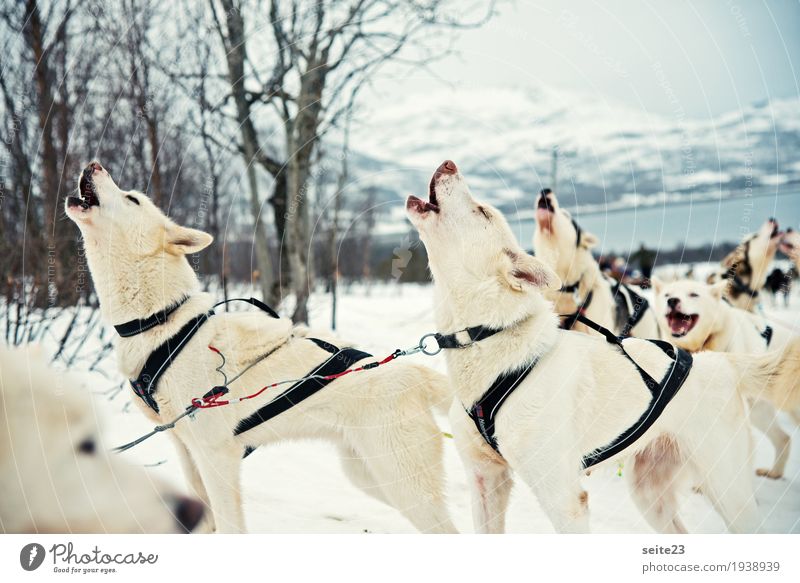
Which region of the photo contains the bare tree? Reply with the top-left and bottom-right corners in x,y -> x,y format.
227,0 -> 496,322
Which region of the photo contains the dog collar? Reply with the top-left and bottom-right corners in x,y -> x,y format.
114,296 -> 190,338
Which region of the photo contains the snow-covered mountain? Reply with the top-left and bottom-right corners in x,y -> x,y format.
345,86 -> 799,223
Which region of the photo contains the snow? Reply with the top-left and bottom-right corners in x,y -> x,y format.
23,280 -> 800,533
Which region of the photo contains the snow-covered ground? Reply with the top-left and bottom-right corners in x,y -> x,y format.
19,276 -> 800,534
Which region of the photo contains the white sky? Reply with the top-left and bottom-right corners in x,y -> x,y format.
367,0 -> 800,119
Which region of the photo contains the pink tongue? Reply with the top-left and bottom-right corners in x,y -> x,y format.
536,208 -> 553,224
670,318 -> 689,334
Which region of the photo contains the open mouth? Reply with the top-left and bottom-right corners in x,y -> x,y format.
67,171 -> 100,210
665,310 -> 698,337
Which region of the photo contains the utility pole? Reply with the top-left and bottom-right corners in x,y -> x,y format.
541,144 -> 575,193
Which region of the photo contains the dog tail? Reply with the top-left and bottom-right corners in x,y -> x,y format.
727,338 -> 800,411
415,366 -> 453,415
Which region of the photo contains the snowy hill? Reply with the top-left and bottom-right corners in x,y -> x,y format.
345,86 -> 800,223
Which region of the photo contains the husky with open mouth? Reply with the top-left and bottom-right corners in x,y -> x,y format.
533,188 -> 659,338
65,161 -> 458,534
407,160 -> 800,533
653,278 -> 800,479
708,219 -> 783,312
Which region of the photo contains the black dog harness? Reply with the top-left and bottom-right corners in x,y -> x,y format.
761,325 -> 773,347
445,314 -> 693,469
609,279 -> 650,338
233,339 -> 371,436
119,297 -> 279,413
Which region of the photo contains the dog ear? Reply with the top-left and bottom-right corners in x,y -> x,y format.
500,249 -> 561,291
710,280 -> 727,300
579,230 -> 599,250
165,224 -> 213,255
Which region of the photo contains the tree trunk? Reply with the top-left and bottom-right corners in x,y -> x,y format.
269,170 -> 290,303
24,0 -> 61,307
286,62 -> 327,323
218,0 -> 274,303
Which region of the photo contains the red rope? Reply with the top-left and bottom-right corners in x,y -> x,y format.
190,349 -> 400,410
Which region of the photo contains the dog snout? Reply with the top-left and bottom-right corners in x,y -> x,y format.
174,495 -> 205,533
83,161 -> 103,177
667,297 -> 680,309
434,160 -> 457,178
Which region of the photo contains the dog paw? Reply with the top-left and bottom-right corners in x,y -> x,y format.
756,468 -> 783,480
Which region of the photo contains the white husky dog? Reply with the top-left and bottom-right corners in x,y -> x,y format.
407,160 -> 800,534
652,278 -> 800,479
0,346 -> 205,533
65,162 -> 456,534
708,219 -> 783,312
532,189 -> 659,338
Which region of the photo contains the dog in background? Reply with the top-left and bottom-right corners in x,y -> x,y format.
0,346 -> 204,533
653,278 -> 800,479
407,160 -> 800,534
708,219 -> 783,311
533,188 -> 659,339
65,162 -> 457,534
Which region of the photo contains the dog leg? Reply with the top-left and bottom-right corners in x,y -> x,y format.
353,431 -> 457,534
516,455 -> 589,533
337,444 -> 391,506
627,436 -> 688,534
188,443 -> 246,534
691,430 -> 762,533
750,400 -> 790,479
466,456 -> 513,534
171,436 -> 216,533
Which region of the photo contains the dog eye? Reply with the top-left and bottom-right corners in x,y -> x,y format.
475,206 -> 491,220
77,438 -> 96,455
689,293 -> 699,298
125,195 -> 140,205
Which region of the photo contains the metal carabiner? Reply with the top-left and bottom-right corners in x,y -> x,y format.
418,333 -> 442,356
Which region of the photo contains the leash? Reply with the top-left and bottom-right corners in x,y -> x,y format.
112,336 -> 431,453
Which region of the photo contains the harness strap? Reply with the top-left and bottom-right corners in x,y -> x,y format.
571,218 -> 582,248
560,290 -> 594,330
128,297 -> 280,413
609,279 -> 651,338
761,325 -> 773,347
130,311 -> 214,413
725,273 -> 759,299
434,325 -> 503,349
466,313 -> 693,470
114,296 -> 189,337
233,341 -> 372,435
213,297 -> 280,319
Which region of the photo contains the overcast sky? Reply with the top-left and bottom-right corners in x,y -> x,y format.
371,0 -> 800,119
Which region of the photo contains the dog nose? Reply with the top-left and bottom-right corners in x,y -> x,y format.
83,162 -> 103,177
174,496 -> 205,533
435,160 -> 457,176
667,297 -> 680,309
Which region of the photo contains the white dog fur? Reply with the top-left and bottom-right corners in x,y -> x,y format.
407,160 -> 800,534
65,163 -> 457,534
708,219 -> 782,312
0,346 -> 204,533
653,278 -> 800,479
532,190 -> 659,338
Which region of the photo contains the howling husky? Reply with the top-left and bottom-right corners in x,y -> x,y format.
407,160 -> 800,534
66,161 -> 457,533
